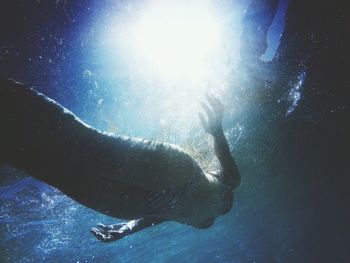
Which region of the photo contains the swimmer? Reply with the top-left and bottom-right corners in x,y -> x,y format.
0,78 -> 240,242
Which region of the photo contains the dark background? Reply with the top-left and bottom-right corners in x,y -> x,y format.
0,0 -> 349,262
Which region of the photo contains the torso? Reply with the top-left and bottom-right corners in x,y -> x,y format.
0,80 -> 230,222
157,172 -> 227,225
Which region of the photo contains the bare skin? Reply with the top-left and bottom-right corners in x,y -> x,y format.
91,94 -> 241,242
0,79 -> 240,242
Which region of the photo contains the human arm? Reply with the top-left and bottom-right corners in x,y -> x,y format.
199,95 -> 241,189
90,218 -> 165,242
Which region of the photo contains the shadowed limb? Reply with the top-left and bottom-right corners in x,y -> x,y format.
90,218 -> 165,242
199,94 -> 241,189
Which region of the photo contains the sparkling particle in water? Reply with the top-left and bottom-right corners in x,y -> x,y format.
285,70 -> 307,116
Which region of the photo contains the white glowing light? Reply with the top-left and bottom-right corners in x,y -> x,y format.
122,2 -> 225,81
100,1 -> 241,140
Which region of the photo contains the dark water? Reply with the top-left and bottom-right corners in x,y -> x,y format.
0,0 -> 349,262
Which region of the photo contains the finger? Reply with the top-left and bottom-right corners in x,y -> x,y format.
91,228 -> 113,242
98,222 -> 125,231
207,94 -> 223,107
91,228 -> 105,240
97,223 -> 110,231
199,113 -> 209,131
100,234 -> 114,242
109,229 -> 124,235
210,94 -> 223,109
111,222 -> 127,230
91,227 -> 105,235
200,101 -> 214,120
91,227 -> 99,234
211,95 -> 224,115
205,93 -> 219,110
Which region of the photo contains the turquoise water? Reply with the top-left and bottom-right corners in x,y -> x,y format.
1,0 -> 349,262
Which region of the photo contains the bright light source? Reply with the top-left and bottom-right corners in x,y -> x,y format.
120,2 -> 225,82
96,0 -> 242,140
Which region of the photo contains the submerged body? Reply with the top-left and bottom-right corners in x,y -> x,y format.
0,79 -> 240,240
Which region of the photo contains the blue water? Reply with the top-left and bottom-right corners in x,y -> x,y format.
3,0 -> 348,262
0,168 -> 244,262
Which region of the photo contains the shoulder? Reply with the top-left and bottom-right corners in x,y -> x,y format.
118,136 -> 191,158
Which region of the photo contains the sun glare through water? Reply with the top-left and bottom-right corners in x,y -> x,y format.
104,1 -> 239,87
129,3 -> 223,81
97,0 -> 242,141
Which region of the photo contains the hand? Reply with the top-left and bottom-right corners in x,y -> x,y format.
199,94 -> 224,137
90,222 -> 131,242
